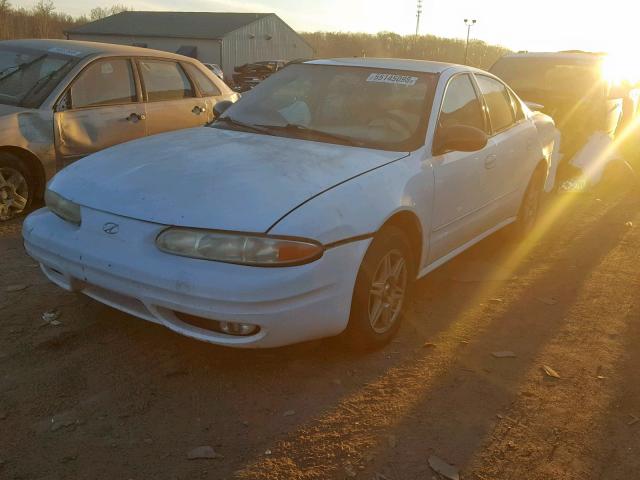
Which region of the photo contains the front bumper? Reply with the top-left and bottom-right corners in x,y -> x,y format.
22,208 -> 370,348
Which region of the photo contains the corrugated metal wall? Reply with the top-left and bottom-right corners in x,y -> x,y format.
221,15 -> 314,76
68,14 -> 314,78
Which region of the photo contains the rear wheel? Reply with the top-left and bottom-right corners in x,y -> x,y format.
345,226 -> 414,350
0,153 -> 33,221
511,167 -> 545,239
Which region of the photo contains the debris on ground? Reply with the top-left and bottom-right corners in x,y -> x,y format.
542,365 -> 561,379
50,417 -> 78,432
283,410 -> 296,417
428,455 -> 460,480
422,342 -> 436,348
492,351 -> 517,358
42,309 -> 61,323
488,298 -> 504,304
186,446 -> 223,460
344,463 -> 357,478
625,221 -> 634,228
5,284 -> 28,292
264,449 -> 272,455
536,296 -> 558,305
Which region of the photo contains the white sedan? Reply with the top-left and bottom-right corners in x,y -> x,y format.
23,58 -> 555,349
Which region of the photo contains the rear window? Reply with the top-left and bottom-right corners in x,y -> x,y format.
183,63 -> 221,97
476,75 -> 516,133
139,59 -> 194,102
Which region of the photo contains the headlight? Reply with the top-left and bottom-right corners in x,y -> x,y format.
156,228 -> 324,267
45,189 -> 81,225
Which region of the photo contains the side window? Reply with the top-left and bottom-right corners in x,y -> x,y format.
70,59 -> 136,109
182,63 -> 221,97
508,89 -> 525,121
476,75 -> 516,133
139,59 -> 195,102
438,74 -> 486,132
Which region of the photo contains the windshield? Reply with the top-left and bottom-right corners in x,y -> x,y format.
0,45 -> 85,108
213,63 -> 438,151
489,56 -> 606,101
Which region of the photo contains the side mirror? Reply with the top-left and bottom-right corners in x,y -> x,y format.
433,125 -> 488,155
213,100 -> 234,117
524,100 -> 545,112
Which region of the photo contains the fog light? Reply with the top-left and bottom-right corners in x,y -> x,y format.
218,321 -> 258,336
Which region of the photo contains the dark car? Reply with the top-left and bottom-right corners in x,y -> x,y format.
231,61 -> 286,92
490,52 -> 636,163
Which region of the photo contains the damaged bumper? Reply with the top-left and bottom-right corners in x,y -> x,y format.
22,208 -> 368,348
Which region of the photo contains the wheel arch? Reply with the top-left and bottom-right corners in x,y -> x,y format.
378,209 -> 424,275
0,146 -> 46,200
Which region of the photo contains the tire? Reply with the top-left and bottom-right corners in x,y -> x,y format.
511,167 -> 545,239
344,226 -> 414,350
0,152 -> 34,222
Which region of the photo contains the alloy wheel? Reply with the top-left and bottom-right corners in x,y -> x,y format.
368,249 -> 408,334
0,166 -> 29,221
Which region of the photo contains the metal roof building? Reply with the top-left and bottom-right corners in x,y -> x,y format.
65,11 -> 314,77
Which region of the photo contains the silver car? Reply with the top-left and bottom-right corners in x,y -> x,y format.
0,39 -> 238,221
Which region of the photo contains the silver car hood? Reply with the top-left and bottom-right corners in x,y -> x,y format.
49,127 -> 408,232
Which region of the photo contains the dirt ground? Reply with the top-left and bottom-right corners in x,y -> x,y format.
1,153 -> 640,480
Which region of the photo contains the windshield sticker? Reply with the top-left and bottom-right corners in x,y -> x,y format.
366,73 -> 418,86
48,47 -> 83,57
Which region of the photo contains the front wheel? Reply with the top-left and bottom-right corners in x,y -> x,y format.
0,153 -> 34,222
345,226 -> 414,350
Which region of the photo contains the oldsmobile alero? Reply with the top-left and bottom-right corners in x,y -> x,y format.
22,58 -> 556,349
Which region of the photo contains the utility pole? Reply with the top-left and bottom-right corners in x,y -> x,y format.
464,18 -> 477,64
416,0 -> 423,36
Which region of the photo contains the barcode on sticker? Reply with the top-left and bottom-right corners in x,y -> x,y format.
366,73 -> 418,86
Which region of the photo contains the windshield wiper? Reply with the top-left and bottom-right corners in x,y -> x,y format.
213,116 -> 271,134
254,123 -> 364,146
0,54 -> 46,84
19,67 -> 66,103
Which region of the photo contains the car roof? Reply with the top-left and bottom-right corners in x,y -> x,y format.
0,38 -> 193,62
498,51 -> 605,63
304,57 -> 482,75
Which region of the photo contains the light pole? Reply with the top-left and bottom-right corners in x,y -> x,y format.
464,18 -> 477,64
416,0 -> 423,36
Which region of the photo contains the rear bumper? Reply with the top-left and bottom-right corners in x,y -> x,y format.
22,208 -> 370,348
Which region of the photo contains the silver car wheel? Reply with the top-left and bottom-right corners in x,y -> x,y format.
368,249 -> 408,334
0,167 -> 29,221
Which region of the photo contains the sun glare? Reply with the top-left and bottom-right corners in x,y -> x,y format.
602,47 -> 640,85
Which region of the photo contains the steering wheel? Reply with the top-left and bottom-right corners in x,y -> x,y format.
368,111 -> 413,134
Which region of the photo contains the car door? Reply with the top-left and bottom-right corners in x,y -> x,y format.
429,73 -> 499,263
475,74 -> 540,221
137,58 -> 208,135
181,62 -> 228,123
53,57 -> 147,167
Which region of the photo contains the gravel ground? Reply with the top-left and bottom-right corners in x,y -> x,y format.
1,154 -> 639,480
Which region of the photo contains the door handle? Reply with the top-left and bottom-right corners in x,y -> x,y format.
484,154 -> 497,169
126,113 -> 146,122
192,105 -> 206,114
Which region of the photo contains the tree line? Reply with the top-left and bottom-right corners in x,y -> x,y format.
0,2 -> 509,69
0,1 -> 128,40
302,32 -> 510,70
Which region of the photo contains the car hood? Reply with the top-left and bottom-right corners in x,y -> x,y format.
50,127 -> 408,232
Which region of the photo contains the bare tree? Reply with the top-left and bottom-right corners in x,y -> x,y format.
90,4 -> 130,21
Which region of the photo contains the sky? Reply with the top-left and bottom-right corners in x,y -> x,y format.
12,0 -> 636,55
